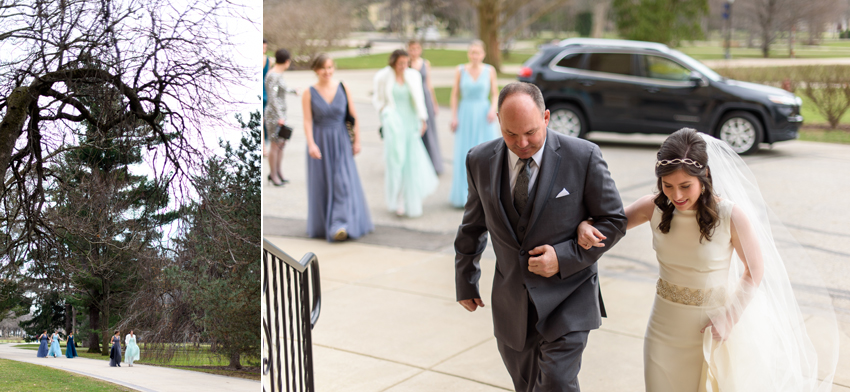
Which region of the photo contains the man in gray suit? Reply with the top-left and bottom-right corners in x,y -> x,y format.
455,82 -> 626,391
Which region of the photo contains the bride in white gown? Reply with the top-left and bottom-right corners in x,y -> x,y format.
578,128 -> 838,392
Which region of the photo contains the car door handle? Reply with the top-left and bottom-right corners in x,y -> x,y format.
578,80 -> 595,87
644,86 -> 660,93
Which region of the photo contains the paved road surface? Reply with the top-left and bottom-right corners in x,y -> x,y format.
0,344 -> 259,392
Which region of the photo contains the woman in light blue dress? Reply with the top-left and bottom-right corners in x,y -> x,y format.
303,54 -> 373,241
449,40 -> 500,207
125,330 -> 140,366
47,331 -> 62,357
36,330 -> 48,358
373,50 -> 438,217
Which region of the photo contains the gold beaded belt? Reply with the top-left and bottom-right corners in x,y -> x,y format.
656,278 -> 726,307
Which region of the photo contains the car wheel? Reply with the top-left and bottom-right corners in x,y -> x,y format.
715,111 -> 763,155
548,103 -> 587,138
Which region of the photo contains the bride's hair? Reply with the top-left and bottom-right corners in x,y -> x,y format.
654,128 -> 719,242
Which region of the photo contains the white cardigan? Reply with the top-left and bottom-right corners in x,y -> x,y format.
372,66 -> 429,122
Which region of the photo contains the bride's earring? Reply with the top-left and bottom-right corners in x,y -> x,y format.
701,185 -> 705,195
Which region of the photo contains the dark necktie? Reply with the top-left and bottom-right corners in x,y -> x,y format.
513,158 -> 531,213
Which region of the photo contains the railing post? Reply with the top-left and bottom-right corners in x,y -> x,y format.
262,239 -> 321,392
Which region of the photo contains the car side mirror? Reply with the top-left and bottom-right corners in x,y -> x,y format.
689,71 -> 706,87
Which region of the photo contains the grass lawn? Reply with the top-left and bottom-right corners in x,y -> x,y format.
799,128 -> 850,144
334,49 -> 534,69
676,45 -> 850,60
0,358 -> 133,392
15,343 -> 259,381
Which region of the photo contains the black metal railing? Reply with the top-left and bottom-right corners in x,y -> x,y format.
262,238 -> 321,392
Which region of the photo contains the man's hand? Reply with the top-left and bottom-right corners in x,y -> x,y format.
528,245 -> 559,278
458,298 -> 485,312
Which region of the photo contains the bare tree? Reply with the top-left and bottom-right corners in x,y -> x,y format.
263,0 -> 353,66
0,0 -> 250,265
737,0 -> 843,57
470,0 -> 572,72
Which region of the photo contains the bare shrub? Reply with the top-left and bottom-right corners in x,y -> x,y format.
263,0 -> 353,66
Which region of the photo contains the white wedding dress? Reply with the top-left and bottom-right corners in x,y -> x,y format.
645,199 -> 734,392
643,134 -> 839,392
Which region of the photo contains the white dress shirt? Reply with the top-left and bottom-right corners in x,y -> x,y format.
507,137 -> 546,202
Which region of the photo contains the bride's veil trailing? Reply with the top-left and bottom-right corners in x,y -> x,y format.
699,134 -> 839,392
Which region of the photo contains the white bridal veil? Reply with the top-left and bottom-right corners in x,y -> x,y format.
699,134 -> 839,392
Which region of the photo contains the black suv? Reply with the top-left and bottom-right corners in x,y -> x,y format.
518,38 -> 803,154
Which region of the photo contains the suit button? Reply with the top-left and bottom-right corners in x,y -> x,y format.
519,226 -> 525,232
520,250 -> 527,256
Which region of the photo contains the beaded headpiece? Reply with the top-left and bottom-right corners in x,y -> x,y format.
655,158 -> 704,169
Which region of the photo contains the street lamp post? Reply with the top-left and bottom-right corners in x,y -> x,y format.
724,0 -> 735,60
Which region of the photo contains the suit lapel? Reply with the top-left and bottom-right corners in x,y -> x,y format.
527,131 -> 561,237
489,141 -> 519,245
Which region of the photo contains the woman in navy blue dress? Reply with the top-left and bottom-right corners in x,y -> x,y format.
65,332 -> 78,358
36,331 -> 48,358
109,330 -> 122,367
302,53 -> 373,242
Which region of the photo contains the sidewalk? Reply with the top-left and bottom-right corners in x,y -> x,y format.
265,235 -> 850,392
0,344 -> 259,392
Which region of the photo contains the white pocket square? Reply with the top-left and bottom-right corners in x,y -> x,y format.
556,188 -> 570,198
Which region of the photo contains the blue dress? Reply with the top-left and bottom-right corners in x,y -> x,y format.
306,84 -> 373,241
109,335 -> 122,367
36,334 -> 48,357
48,334 -> 62,357
381,82 -> 438,217
449,64 -> 500,207
263,57 -> 271,141
65,336 -> 78,358
417,61 -> 444,175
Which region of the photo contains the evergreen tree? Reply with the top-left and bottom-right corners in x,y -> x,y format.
612,0 -> 709,45
167,111 -> 261,369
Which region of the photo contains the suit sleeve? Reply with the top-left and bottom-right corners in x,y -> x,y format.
454,151 -> 489,301
553,144 -> 627,279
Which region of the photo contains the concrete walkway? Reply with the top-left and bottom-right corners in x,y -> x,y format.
264,234 -> 850,392
0,344 -> 259,392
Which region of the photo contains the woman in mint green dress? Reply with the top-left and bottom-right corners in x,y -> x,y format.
373,50 -> 438,217
125,330 -> 140,366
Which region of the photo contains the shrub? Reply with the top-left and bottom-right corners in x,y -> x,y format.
715,65 -> 850,128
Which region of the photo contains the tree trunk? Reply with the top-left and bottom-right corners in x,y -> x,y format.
761,29 -> 771,58
87,302 -> 100,353
64,303 -> 73,333
229,351 -> 243,370
477,0 -> 502,73
592,1 -> 608,38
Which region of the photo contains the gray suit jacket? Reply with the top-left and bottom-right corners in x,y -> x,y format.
455,129 -> 626,351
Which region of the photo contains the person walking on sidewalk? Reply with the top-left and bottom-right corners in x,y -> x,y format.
304,53 -> 373,241
453,82 -> 626,392
407,40 -> 443,175
577,128 -> 839,391
47,330 -> 62,358
109,330 -> 122,367
264,48 -> 298,187
36,330 -> 49,358
448,40 -> 500,208
125,330 -> 140,366
65,331 -> 78,358
373,49 -> 438,217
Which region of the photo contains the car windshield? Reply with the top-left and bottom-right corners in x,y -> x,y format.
669,49 -> 723,82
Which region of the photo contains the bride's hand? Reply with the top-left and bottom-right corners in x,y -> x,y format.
701,313 -> 733,341
577,220 -> 606,250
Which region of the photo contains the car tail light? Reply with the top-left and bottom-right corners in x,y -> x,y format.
518,66 -> 533,78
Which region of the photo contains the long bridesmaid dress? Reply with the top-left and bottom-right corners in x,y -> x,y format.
449,64 -> 499,207
306,84 -> 373,240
